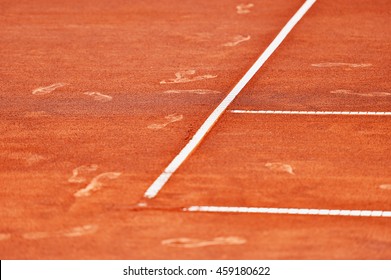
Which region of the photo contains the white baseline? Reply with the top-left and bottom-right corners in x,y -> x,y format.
230,110 -> 391,116
184,206 -> 391,217
143,0 -> 317,199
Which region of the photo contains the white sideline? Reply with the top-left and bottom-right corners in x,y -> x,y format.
143,0 -> 317,199
230,110 -> 391,116
184,206 -> 391,217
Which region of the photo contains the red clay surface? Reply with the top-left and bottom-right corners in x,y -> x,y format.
232,0 -> 391,112
156,115 -> 391,209
1,0 -> 390,259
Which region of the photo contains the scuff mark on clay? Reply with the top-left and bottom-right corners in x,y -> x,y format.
0,233 -> 11,241
223,35 -> 251,47
379,184 -> 391,190
160,70 -> 217,84
236,3 -> 254,14
162,236 -> 246,248
265,162 -> 295,175
68,164 -> 99,183
163,89 -> 221,95
83,92 -> 113,102
32,83 -> 68,95
148,113 -> 183,130
311,62 -> 372,68
331,89 -> 391,97
23,224 -> 98,240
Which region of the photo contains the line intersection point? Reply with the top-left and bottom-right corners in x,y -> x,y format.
143,0 -> 317,199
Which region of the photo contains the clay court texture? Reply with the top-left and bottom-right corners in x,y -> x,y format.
0,0 -> 390,259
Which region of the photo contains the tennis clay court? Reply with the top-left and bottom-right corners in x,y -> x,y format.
1,0 -> 390,259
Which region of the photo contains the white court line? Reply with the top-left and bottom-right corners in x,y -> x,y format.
184,206 -> 391,217
143,0 -> 317,199
230,110 -> 391,116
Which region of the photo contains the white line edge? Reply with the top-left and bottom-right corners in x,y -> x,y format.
143,0 -> 317,199
230,110 -> 391,116
184,206 -> 391,217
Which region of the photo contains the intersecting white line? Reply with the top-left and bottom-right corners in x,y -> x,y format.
184,206 -> 391,217
230,110 -> 391,116
143,0 -> 317,199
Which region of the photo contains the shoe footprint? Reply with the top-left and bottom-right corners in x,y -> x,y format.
68,164 -> 99,183
148,113 -> 183,130
160,70 -> 217,84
